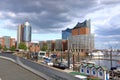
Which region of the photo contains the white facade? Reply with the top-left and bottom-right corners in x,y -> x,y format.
79,63 -> 109,80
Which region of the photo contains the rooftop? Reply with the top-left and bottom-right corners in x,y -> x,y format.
73,19 -> 90,29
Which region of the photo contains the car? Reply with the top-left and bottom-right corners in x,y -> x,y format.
47,61 -> 53,66
53,62 -> 68,69
44,57 -> 53,66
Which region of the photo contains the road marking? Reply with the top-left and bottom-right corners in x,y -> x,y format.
0,78 -> 2,80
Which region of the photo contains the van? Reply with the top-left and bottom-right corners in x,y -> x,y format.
38,51 -> 46,58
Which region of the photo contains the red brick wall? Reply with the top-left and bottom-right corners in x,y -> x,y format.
0,38 -> 4,48
10,38 -> 15,47
72,29 -> 78,35
80,27 -> 89,34
72,27 -> 90,35
29,44 -> 40,52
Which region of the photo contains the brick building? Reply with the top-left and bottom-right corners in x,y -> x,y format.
72,19 -> 90,35
0,36 -> 16,49
29,43 -> 40,53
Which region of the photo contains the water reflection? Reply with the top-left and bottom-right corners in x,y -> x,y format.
90,52 -> 120,70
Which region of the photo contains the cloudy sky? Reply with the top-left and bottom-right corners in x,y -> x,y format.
0,0 -> 120,49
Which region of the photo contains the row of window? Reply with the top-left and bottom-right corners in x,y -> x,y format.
80,67 -> 103,77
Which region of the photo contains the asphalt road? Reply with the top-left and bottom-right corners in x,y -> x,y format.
0,58 -> 45,80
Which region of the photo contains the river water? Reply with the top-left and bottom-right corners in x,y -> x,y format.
90,52 -> 120,70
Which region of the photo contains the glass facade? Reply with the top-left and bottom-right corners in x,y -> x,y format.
68,34 -> 94,52
23,22 -> 31,42
62,28 -> 72,40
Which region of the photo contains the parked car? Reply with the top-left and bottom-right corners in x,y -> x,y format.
44,57 -> 53,66
46,61 -> 53,66
53,62 -> 68,69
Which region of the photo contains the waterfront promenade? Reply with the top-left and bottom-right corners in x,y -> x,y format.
0,53 -> 80,80
0,58 -> 45,80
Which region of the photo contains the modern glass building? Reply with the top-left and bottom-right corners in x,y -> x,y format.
62,28 -> 72,40
23,21 -> 32,42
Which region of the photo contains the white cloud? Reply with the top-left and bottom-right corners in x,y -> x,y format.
7,12 -> 16,18
0,12 -> 4,18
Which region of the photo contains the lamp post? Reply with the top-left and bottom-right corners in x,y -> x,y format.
78,49 -> 80,62
72,49 -> 75,70
68,49 -> 70,69
110,47 -> 112,69
61,41 -> 63,62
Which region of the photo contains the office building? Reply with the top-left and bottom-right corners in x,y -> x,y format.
0,36 -> 16,49
23,21 -> 31,42
23,21 -> 32,49
17,24 -> 24,47
17,21 -> 32,49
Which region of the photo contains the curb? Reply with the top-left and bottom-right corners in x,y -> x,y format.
0,56 -> 16,63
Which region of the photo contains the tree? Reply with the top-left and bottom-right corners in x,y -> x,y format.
41,45 -> 48,51
18,42 -> 27,51
3,46 -> 8,51
0,44 -> 2,50
10,46 -> 16,51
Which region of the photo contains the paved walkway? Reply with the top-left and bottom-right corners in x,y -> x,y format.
0,58 -> 45,80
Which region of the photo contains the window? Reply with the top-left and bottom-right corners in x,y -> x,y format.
98,68 -> 103,76
86,67 -> 90,74
87,70 -> 89,73
93,71 -> 96,75
81,69 -> 84,72
92,68 -> 96,75
99,71 -> 103,76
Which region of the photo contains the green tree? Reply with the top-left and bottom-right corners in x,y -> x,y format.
0,44 -> 2,50
41,44 -> 48,51
18,42 -> 27,51
3,46 -> 8,51
10,46 -> 16,51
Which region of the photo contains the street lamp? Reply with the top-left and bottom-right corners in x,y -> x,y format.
110,47 -> 112,69
72,49 -> 75,70
77,49 -> 80,62
67,49 -> 70,69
